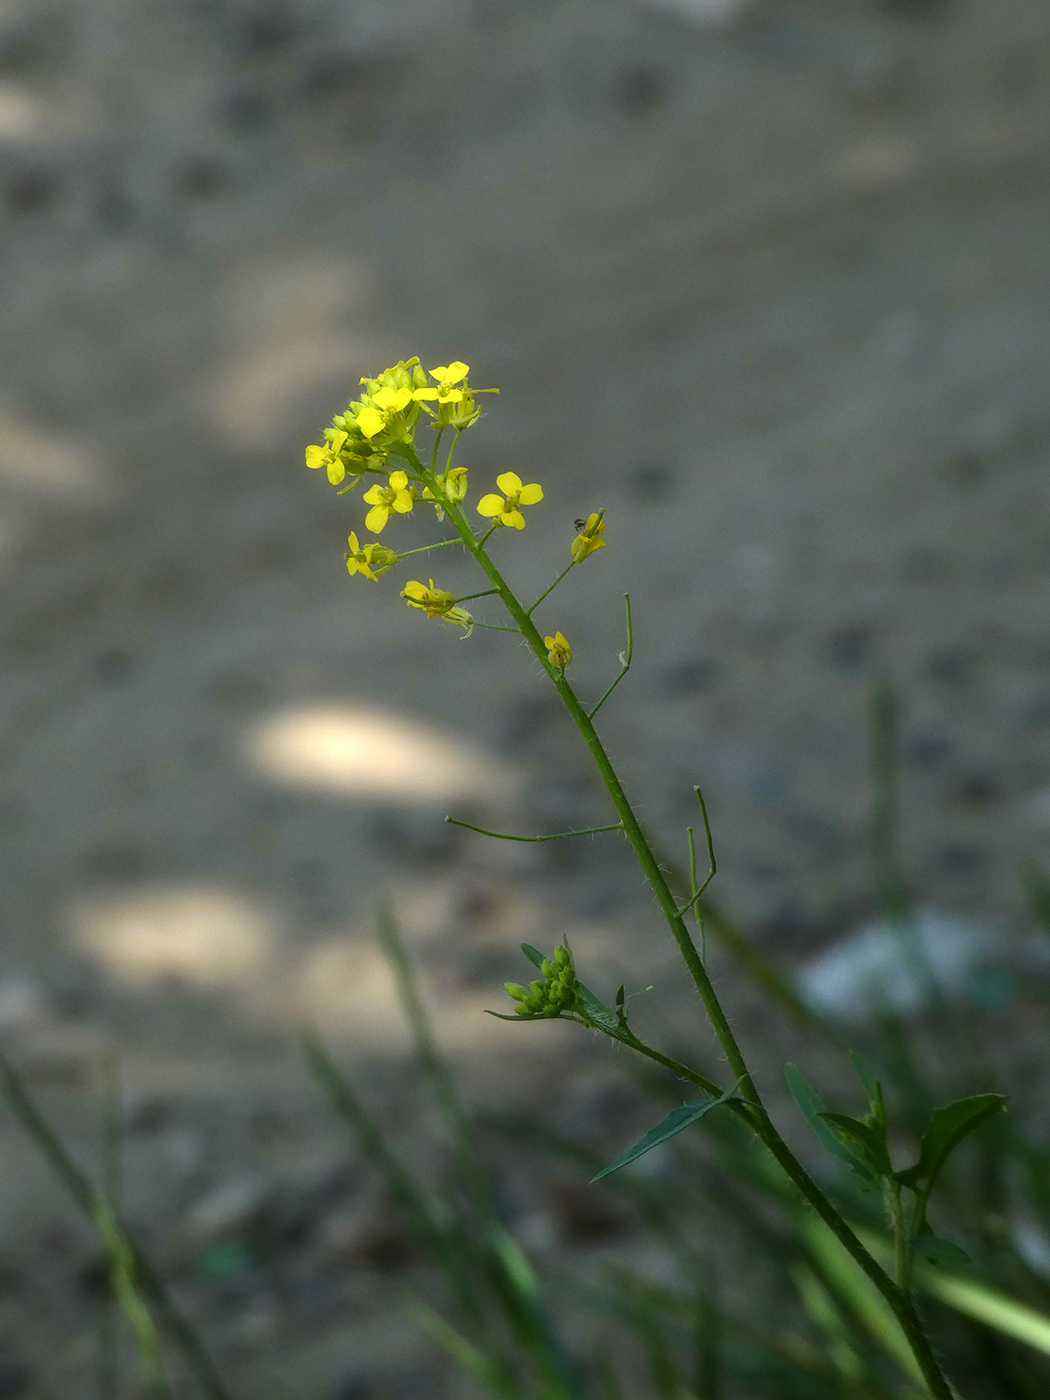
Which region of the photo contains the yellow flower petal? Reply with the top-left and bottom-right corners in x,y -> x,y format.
392,490 -> 414,514
518,483 -> 543,505
389,470 -> 408,490
502,509 -> 526,530
305,444 -> 326,469
365,504 -> 389,534
362,483 -> 385,505
477,494 -> 504,518
347,533 -> 360,553
327,459 -> 346,485
356,405 -> 385,439
496,471 -> 523,495
430,362 -> 469,385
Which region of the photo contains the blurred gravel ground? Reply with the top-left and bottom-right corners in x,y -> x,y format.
0,0 -> 1047,1392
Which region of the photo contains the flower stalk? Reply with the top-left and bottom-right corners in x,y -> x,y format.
304,358 -> 958,1400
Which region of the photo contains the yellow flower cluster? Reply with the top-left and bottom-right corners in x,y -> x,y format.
305,359 -> 609,649
505,945 -> 579,1019
304,359 -> 498,488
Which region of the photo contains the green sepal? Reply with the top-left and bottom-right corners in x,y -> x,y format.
591,1082 -> 742,1183
895,1094 -> 1008,1191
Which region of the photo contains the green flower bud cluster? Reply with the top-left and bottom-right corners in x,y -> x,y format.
505,945 -> 578,1019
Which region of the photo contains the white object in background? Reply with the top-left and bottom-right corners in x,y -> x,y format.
635,0 -> 753,30
797,909 -> 998,1019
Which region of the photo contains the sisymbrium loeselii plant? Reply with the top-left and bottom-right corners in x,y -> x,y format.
305,357 -> 1006,1400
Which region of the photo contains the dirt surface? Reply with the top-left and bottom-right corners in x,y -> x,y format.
0,0 -> 1048,1392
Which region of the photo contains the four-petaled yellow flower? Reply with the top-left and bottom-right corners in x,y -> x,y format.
305,430 -> 355,486
363,471 -> 414,533
571,511 -> 606,564
477,472 -> 543,530
402,580 -> 473,635
345,532 -> 397,581
427,362 -> 470,403
545,631 -> 572,669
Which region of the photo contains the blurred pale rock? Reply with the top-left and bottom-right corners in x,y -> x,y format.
797,908 -> 998,1018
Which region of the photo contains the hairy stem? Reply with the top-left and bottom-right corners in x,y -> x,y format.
408,446 -> 955,1400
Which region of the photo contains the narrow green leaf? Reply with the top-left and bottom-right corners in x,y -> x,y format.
911,1235 -> 972,1269
521,943 -> 548,970
818,1113 -> 892,1179
849,1051 -> 878,1107
921,1269 -> 1050,1358
895,1093 -> 1007,1189
592,1085 -> 739,1183
784,1063 -> 876,1181
577,982 -> 619,1032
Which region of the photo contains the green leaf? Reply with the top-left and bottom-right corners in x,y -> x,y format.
784,1063 -> 877,1182
895,1093 -> 1007,1190
576,982 -> 619,1033
592,1085 -> 740,1183
849,1050 -> 879,1106
911,1235 -> 972,1269
521,943 -> 549,971
818,1113 -> 892,1179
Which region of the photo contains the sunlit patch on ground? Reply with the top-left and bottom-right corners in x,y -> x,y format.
0,409 -> 107,498
207,255 -> 385,445
0,83 -> 47,141
244,703 -> 515,804
67,885 -> 277,988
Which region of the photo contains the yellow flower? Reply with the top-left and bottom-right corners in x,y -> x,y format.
545,631 -> 572,669
344,532 -> 397,581
571,511 -> 606,564
352,359 -> 433,442
305,430 -> 357,486
418,363 -> 499,430
362,471 -> 415,533
421,465 -> 468,519
477,471 -> 543,530
401,580 -> 474,635
427,362 -> 470,403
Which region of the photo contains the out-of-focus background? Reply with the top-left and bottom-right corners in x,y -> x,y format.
0,0 -> 1047,1392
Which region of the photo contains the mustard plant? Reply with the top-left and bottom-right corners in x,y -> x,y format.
305,356 -> 1009,1400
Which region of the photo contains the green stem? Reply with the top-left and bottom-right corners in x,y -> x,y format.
405,446 -> 955,1400
527,561 -> 575,616
889,1180 -> 912,1295
447,817 -> 623,843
